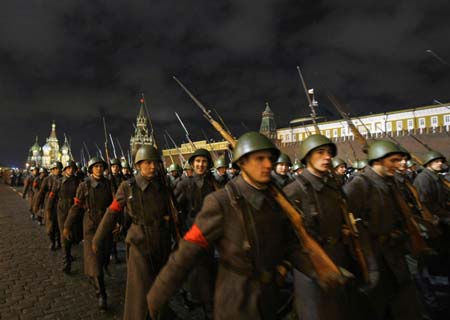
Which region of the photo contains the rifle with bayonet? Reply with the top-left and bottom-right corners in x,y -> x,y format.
116,138 -> 125,160
175,112 -> 197,152
330,97 -> 430,257
328,95 -> 369,153
173,75 -> 345,287
201,129 -> 219,160
297,66 -> 320,134
109,134 -> 118,159
165,130 -> 187,164
102,117 -> 112,173
163,134 -> 175,164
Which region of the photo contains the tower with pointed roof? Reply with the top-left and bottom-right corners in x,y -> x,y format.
60,134 -> 72,164
41,122 -> 61,168
130,98 -> 153,161
259,102 -> 277,140
27,136 -> 42,167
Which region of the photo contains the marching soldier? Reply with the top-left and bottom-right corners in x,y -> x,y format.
92,145 -> 173,320
75,162 -> 86,180
109,158 -> 125,263
182,162 -> 194,179
344,141 -> 424,320
283,135 -> 376,320
331,157 -> 348,186
34,161 -> 63,250
271,153 -> 294,188
291,159 -> 305,177
63,157 -> 113,310
121,160 -> 133,179
32,168 -> 48,226
146,132 -> 317,319
167,163 -> 182,189
23,166 -> 38,217
173,148 -> 217,317
212,156 -> 229,188
46,160 -> 81,274
226,162 -> 239,180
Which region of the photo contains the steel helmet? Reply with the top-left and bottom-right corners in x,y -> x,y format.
422,150 -> 446,166
168,163 -> 182,172
275,153 -> 292,166
134,145 -> 161,165
232,132 -> 280,164
87,157 -> 107,172
368,140 -> 406,164
298,134 -> 337,164
62,160 -> 76,171
188,148 -> 212,168
110,158 -> 121,166
49,161 -> 63,170
214,157 -> 229,169
331,157 -> 346,169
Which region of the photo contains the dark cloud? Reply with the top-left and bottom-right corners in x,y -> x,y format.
1,0 -> 450,166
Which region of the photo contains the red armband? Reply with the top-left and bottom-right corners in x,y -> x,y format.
184,224 -> 209,248
109,198 -> 122,212
74,197 -> 81,205
33,182 -> 38,188
49,192 -> 55,198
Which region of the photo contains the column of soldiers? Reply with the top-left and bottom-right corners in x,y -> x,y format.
20,130 -> 449,320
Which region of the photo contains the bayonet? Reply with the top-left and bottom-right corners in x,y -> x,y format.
174,112 -> 197,151
297,66 -> 320,134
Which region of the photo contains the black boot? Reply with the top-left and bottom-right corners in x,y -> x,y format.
95,276 -> 107,310
49,234 -> 56,251
62,241 -> 72,274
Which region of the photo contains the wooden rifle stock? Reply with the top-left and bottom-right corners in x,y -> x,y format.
173,76 -> 344,286
339,201 -> 370,283
392,189 -> 431,257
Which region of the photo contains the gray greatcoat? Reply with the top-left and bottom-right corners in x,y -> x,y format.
93,173 -> 172,320
65,176 -> 112,277
147,176 -> 313,320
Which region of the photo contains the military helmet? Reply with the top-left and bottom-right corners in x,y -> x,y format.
291,160 -> 305,171
298,134 -> 337,164
183,162 -> 193,171
275,153 -> 292,166
232,131 -> 280,164
39,167 -> 48,174
87,157 -> 107,172
188,148 -> 212,168
75,162 -> 81,169
359,159 -> 368,169
134,145 -> 161,165
120,160 -> 131,169
110,158 -> 121,166
422,150 -> 446,166
331,157 -> 346,169
214,157 -> 229,169
397,145 -> 411,160
406,159 -> 416,168
368,140 -> 406,164
49,161 -> 63,170
62,160 -> 76,171
30,166 -> 37,171
168,163 -> 182,172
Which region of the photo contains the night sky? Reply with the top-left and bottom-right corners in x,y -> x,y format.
1,0 -> 450,167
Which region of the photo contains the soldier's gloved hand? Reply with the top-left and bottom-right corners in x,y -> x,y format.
63,228 -> 71,241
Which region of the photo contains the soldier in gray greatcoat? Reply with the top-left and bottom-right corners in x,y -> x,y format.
93,145 -> 173,320
147,132 -> 323,319
63,157 -> 113,310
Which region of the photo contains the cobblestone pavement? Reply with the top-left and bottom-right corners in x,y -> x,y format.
0,183 -> 126,319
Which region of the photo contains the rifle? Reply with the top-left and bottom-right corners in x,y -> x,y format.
140,94 -> 156,145
339,198 -> 370,283
173,75 -> 345,287
83,141 -> 91,159
95,143 -> 104,159
109,133 -> 118,159
213,108 -> 233,136
116,138 -> 125,159
335,105 -> 430,257
328,95 -> 369,153
296,66 -> 320,134
102,117 -> 112,173
356,116 -> 372,139
175,112 -> 197,152
163,134 -> 175,164
165,130 -> 187,164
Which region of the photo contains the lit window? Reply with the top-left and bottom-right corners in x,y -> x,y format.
396,121 -> 403,131
333,128 -> 338,137
407,119 -> 414,130
386,122 -> 392,132
419,118 -> 426,128
325,130 -> 330,138
444,114 -> 450,125
431,116 -> 438,127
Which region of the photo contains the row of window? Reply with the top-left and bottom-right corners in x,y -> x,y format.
280,114 -> 450,142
